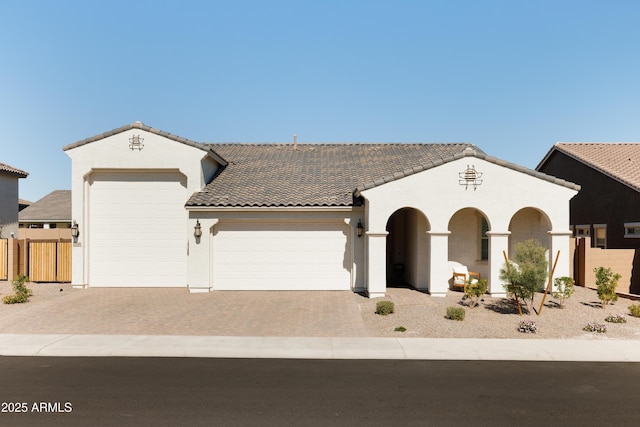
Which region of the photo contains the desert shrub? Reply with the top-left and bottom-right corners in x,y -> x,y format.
629,304 -> 640,318
605,314 -> 627,323
464,278 -> 488,308
445,306 -> 465,321
500,239 -> 548,313
594,267 -> 620,308
518,320 -> 538,334
583,322 -> 607,333
552,276 -> 575,308
394,326 -> 407,332
375,300 -> 395,315
2,275 -> 31,305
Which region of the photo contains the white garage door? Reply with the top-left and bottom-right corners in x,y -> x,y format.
89,171 -> 187,287
213,221 -> 351,290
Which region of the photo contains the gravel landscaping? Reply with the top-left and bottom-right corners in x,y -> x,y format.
359,285 -> 640,340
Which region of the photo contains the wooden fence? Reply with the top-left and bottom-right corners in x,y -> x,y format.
28,240 -> 72,282
1,239 -> 71,283
0,239 -> 7,281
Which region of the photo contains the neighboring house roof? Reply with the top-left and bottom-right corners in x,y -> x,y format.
19,190 -> 71,222
19,199 -> 32,211
187,144 -> 579,208
537,143 -> 640,193
0,162 -> 28,178
62,121 -> 228,167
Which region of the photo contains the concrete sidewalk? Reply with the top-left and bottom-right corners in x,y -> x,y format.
1,334 -> 639,361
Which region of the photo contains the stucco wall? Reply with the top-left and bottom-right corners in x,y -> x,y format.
65,129 -> 222,287
0,174 -> 19,238
361,155 -> 577,296
19,228 -> 72,240
186,208 -> 365,292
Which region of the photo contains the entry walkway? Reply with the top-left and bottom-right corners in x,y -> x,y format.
1,334 -> 639,361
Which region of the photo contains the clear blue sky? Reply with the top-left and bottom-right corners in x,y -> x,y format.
2,0 -> 639,202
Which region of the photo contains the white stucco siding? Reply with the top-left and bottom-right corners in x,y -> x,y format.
67,129 -> 218,195
360,156 -> 578,297
88,171 -> 187,287
65,129 -> 218,288
361,157 -> 576,233
211,221 -> 352,290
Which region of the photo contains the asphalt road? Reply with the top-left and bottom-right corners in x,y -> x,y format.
1,357 -> 639,426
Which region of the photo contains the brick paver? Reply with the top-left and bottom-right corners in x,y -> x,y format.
0,283 -> 370,337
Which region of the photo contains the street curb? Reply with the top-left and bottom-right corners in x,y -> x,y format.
1,334 -> 639,361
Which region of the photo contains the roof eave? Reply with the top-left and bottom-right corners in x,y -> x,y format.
543,143 -> 640,194
355,146 -> 580,197
62,122 -> 227,166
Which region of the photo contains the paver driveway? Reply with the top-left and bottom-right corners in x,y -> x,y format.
0,283 -> 370,337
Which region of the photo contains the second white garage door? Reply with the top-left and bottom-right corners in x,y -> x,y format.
212,221 -> 352,290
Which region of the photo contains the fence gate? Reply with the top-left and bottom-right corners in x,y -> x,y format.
28,240 -> 71,282
0,239 -> 7,281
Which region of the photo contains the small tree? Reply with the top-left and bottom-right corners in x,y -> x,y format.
552,276 -> 575,308
500,239 -> 548,314
594,267 -> 620,308
464,278 -> 488,308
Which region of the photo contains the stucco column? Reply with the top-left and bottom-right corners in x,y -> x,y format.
187,218 -> 218,293
487,231 -> 510,297
427,231 -> 450,297
548,230 -> 573,291
366,231 -> 388,298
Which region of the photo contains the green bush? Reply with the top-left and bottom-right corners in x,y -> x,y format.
3,275 -> 32,305
583,322 -> 607,333
552,276 -> 575,308
394,326 -> 407,332
445,306 -> 465,321
605,314 -> 626,323
629,303 -> 640,318
500,239 -> 548,312
375,300 -> 395,315
464,278 -> 488,308
594,267 -> 620,308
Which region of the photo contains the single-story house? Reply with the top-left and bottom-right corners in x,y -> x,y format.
0,162 -> 29,238
537,143 -> 640,249
19,190 -> 72,239
64,122 -> 579,297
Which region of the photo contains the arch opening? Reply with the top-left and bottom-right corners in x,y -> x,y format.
385,207 -> 430,290
448,208 -> 491,281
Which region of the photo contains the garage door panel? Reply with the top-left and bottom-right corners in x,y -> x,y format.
89,172 -> 187,287
213,222 -> 351,290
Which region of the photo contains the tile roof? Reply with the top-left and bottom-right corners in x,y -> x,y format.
187,143 -> 576,208
0,162 -> 28,178
541,143 -> 640,193
19,190 -> 71,222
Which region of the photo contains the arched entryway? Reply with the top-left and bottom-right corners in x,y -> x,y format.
448,208 -> 490,280
386,207 -> 430,289
509,207 -> 552,255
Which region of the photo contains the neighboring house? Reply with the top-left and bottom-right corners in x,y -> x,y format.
0,162 -> 29,238
537,143 -> 640,249
19,199 -> 31,211
19,190 -> 72,239
63,122 -> 579,298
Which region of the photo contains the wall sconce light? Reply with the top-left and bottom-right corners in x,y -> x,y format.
356,220 -> 364,238
194,220 -> 202,238
70,221 -> 79,242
